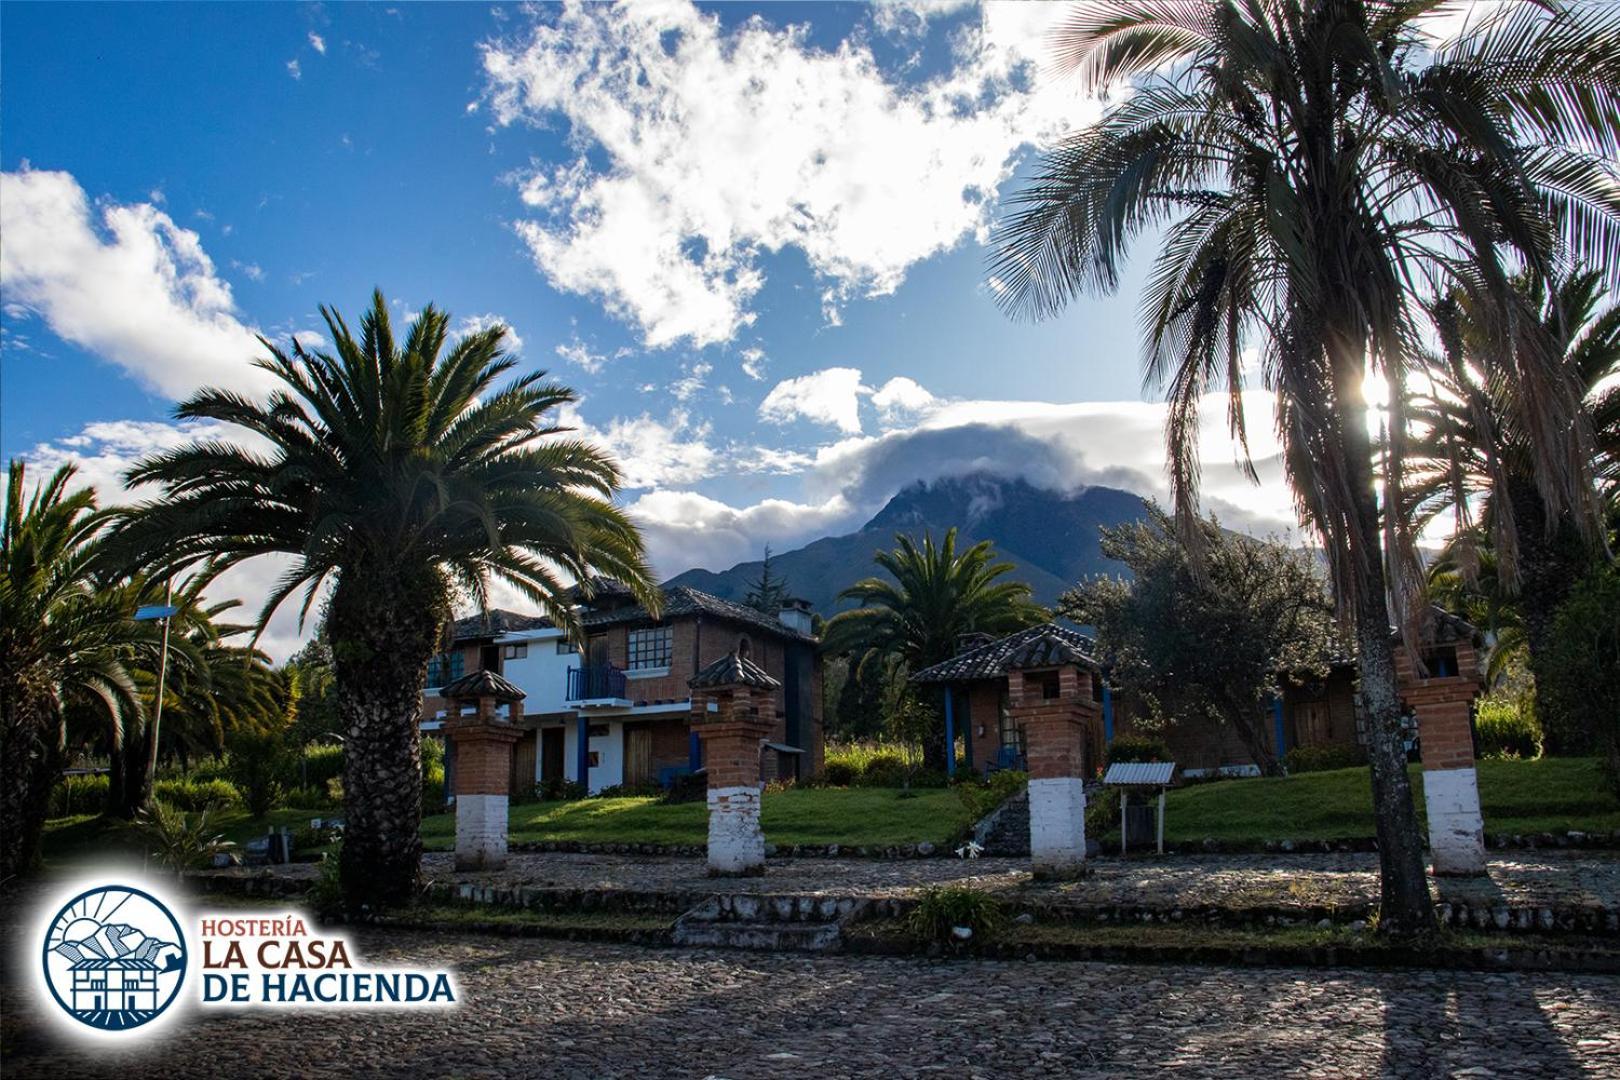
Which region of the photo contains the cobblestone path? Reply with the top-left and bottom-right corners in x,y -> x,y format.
5,930 -> 1618,1079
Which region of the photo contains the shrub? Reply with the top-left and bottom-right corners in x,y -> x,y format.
538,776 -> 587,802
661,771 -> 707,804
1107,734 -> 1171,765
301,743 -> 345,788
1538,565 -> 1620,780
420,736 -> 445,812
153,777 -> 241,812
1284,743 -> 1368,774
1085,786 -> 1121,835
1475,696 -> 1543,760
50,773 -> 110,817
954,768 -> 1027,822
308,844 -> 345,918
226,726 -> 292,819
136,802 -> 235,876
594,782 -> 661,799
821,760 -> 859,787
860,751 -> 910,787
908,886 -> 1006,945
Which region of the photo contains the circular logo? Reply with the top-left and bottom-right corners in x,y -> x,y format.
40,885 -> 187,1032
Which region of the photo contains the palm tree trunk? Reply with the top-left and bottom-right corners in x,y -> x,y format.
0,676 -> 63,882
1334,367 -> 1437,936
327,566 -> 443,911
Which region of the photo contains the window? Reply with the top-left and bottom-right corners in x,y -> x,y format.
627,626 -> 673,670
503,643 -> 528,660
425,651 -> 464,688
556,640 -> 579,655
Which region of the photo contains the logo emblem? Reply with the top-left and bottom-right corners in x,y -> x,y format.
40,885 -> 187,1031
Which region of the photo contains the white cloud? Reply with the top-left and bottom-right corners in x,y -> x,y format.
870,375 -> 935,424
16,420 -> 313,661
287,58 -> 302,80
555,338 -> 608,373
624,489 -> 853,582
232,260 -> 265,282
452,312 -> 523,354
309,32 -> 327,54
560,404 -> 719,490
670,361 -> 711,403
481,0 -> 1095,347
292,330 -> 329,351
871,0 -> 976,39
0,168 -> 274,399
739,346 -> 767,381
759,367 -> 870,434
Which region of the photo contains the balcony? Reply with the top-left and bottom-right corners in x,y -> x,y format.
566,664 -> 629,705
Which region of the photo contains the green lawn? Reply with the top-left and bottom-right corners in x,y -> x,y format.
421,787 -> 973,849
41,807 -> 339,871
1157,757 -> 1620,844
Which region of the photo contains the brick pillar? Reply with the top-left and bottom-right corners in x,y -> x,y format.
692,686 -> 774,876
1397,646 -> 1486,876
448,696 -> 523,871
1010,665 -> 1100,879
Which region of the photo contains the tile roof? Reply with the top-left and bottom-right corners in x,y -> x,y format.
579,584 -> 817,643
69,957 -> 159,970
446,585 -> 815,645
447,609 -> 551,642
911,622 -> 1099,684
439,668 -> 527,701
688,651 -> 782,690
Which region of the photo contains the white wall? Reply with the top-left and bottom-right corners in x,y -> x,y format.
561,718 -> 624,794
497,629 -> 577,712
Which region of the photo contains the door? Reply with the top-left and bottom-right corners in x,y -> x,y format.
540,728 -> 565,782
510,730 -> 537,797
624,727 -> 653,786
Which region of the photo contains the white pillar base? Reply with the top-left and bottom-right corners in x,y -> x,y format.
1424,766 -> 1486,876
707,785 -> 765,876
455,793 -> 509,871
1029,776 -> 1087,878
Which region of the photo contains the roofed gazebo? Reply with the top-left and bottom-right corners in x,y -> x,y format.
440,668 -> 526,870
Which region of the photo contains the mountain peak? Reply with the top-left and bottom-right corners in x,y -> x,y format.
666,472 -> 1150,614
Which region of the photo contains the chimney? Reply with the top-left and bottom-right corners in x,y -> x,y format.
777,597 -> 814,636
956,631 -> 994,655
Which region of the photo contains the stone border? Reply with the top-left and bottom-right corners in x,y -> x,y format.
844,928 -> 1620,974
193,870 -> 1617,937
501,839 -> 949,859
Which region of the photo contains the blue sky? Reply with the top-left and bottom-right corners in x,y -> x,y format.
2,1 -> 1299,654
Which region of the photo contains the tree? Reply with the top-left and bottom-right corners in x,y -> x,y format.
1408,269 -> 1620,724
743,545 -> 790,615
1,462 -> 144,880
822,529 -> 1046,767
992,1 -> 1620,933
111,292 -> 658,909
1062,507 -> 1339,775
1537,564 -> 1620,787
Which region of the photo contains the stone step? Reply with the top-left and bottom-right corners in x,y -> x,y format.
683,893 -> 866,924
671,919 -> 845,953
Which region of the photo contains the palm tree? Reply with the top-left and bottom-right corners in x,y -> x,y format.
991,1 -> 1620,933
1,462 -> 144,880
112,292 -> 658,909
823,529 -> 1047,767
1409,269 -> 1620,726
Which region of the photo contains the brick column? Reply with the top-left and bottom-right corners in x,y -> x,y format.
1010,665 -> 1100,879
1397,647 -> 1486,876
692,686 -> 774,876
448,696 -> 523,871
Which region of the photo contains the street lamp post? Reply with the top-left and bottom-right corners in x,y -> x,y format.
134,583 -> 178,803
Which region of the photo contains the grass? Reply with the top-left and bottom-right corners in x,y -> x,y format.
41,807 -> 338,871
1151,757 -> 1619,845
421,786 -> 973,850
